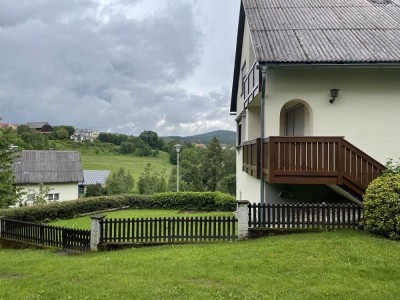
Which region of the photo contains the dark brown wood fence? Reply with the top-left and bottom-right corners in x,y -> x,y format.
100,216 -> 237,244
248,203 -> 363,230
0,218 -> 90,252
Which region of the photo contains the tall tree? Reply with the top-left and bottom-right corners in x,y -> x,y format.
201,137 -> 224,191
0,127 -> 21,208
137,163 -> 167,194
104,168 -> 134,195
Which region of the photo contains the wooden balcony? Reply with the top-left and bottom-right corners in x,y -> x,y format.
242,137 -> 386,197
243,61 -> 260,108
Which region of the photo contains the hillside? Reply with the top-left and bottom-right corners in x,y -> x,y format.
164,130 -> 235,145
55,141 -> 173,184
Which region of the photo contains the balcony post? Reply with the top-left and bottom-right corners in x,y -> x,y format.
337,138 -> 344,185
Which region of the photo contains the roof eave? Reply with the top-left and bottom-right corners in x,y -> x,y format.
230,1 -> 245,114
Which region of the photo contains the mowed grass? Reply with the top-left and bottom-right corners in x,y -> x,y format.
50,209 -> 235,229
56,141 -> 174,181
0,231 -> 399,299
81,151 -> 173,180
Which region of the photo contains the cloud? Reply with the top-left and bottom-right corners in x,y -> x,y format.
0,0 -> 237,136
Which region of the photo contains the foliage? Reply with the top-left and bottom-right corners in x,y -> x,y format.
85,183 -> 106,197
30,183 -> 52,206
139,130 -> 164,149
49,125 -> 75,140
15,125 -> 50,150
364,160 -> 400,240
98,132 -> 129,146
0,127 -> 22,208
119,141 -> 134,154
55,128 -> 69,140
151,192 -> 235,211
217,174 -> 236,196
201,137 -> 224,191
384,158 -> 400,175
0,192 -> 235,222
137,163 -> 167,194
104,168 -> 134,195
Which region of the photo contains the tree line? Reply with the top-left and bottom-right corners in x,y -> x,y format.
86,137 -> 236,197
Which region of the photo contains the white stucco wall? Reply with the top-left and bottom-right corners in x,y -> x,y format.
265,68 -> 400,164
236,148 -> 261,202
18,183 -> 79,204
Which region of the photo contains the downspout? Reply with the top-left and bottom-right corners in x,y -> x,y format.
257,63 -> 268,204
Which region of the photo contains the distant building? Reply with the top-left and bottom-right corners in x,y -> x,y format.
13,150 -> 84,205
79,170 -> 111,196
195,143 -> 207,149
26,122 -> 53,134
71,128 -> 99,142
0,123 -> 18,130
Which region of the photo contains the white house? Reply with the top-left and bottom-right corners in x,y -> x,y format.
13,150 -> 84,205
231,0 -> 400,204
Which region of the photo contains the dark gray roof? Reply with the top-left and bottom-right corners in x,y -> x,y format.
243,0 -> 400,63
13,151 -> 84,184
83,170 -> 110,185
26,122 -> 50,129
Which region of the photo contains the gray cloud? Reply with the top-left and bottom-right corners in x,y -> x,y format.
0,0 -> 236,136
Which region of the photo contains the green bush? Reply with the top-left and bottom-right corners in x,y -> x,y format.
151,192 -> 236,211
0,192 -> 235,222
363,173 -> 400,240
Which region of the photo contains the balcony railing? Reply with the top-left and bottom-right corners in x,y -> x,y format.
243,61 -> 260,108
242,137 -> 385,196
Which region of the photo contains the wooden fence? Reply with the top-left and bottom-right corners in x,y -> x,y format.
248,203 -> 363,230
100,216 -> 237,244
0,218 -> 90,252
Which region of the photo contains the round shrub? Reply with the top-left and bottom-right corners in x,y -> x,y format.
363,173 -> 400,240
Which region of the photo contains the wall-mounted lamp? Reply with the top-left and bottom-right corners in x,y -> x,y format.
329,88 -> 340,103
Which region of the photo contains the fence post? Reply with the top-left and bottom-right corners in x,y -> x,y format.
0,216 -> 4,237
90,214 -> 105,251
237,200 -> 250,239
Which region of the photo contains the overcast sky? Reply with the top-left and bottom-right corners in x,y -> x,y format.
0,0 -> 240,136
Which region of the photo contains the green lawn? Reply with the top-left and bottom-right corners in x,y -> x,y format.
0,231 -> 399,299
55,141 -> 174,183
50,209 -> 235,229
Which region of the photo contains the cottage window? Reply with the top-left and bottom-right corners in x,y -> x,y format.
48,193 -> 60,201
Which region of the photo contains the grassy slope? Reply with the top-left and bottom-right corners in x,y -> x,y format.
56,142 -> 173,181
50,209 -> 234,229
0,231 -> 399,299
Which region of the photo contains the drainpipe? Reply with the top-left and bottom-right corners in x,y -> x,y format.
257,63 -> 268,204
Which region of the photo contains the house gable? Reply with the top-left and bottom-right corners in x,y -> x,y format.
230,0 -> 400,113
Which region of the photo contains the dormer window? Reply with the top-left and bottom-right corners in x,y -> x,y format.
241,61 -> 246,95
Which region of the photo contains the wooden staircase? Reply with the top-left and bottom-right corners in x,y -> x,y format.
242,137 -> 386,199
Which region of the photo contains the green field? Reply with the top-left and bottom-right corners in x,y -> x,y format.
0,231 -> 399,299
50,209 -> 234,229
56,141 -> 174,181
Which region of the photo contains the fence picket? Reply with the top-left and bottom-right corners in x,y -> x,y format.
247,203 -> 363,231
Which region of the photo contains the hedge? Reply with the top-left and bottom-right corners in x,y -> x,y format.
0,192 -> 236,222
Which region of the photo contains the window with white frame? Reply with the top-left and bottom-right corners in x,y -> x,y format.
236,112 -> 246,147
241,61 -> 246,95
48,193 -> 60,201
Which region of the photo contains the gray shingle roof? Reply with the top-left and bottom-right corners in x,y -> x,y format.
26,122 -> 50,129
83,170 -> 111,186
13,151 -> 84,184
243,0 -> 400,63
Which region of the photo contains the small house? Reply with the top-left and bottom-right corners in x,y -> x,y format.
14,150 -> 84,205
